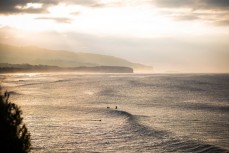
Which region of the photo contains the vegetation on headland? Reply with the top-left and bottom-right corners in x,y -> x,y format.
0,63 -> 133,73
0,89 -> 31,153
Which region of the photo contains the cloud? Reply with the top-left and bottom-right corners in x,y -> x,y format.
0,0 -> 100,15
0,0 -> 57,14
202,0 -> 229,9
173,14 -> 200,21
153,0 -> 193,8
61,0 -> 102,7
35,17 -> 72,24
215,20 -> 229,26
152,0 -> 229,26
1,0 -> 229,15
152,0 -> 229,10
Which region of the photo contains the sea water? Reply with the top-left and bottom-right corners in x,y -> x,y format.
1,73 -> 229,153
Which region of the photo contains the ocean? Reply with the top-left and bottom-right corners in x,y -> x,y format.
1,73 -> 229,153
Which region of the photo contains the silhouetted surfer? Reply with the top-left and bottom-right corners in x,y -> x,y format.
4,90 -> 7,97
4,90 -> 9,101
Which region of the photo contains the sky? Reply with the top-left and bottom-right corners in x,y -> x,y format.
0,0 -> 229,73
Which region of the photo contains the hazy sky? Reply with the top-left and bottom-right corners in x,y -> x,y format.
0,0 -> 229,73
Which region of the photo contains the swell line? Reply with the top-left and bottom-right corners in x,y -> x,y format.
105,109 -> 229,153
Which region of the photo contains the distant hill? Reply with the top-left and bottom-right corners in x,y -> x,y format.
0,43 -> 153,73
